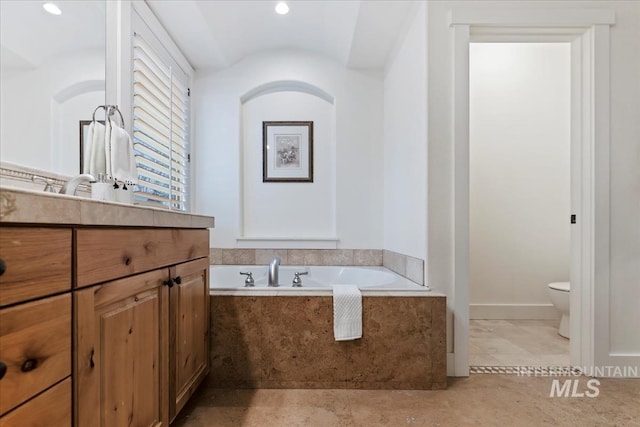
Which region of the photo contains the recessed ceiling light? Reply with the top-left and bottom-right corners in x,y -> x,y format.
275,1 -> 289,15
43,2 -> 62,15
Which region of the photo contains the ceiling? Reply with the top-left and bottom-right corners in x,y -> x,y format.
146,0 -> 417,70
0,0 -> 105,69
0,0 -> 416,72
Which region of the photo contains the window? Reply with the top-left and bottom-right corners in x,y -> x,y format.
131,15 -> 191,211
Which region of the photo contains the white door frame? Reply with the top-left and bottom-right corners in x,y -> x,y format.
449,8 -> 614,376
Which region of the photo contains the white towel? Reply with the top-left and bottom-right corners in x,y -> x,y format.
105,119 -> 112,179
107,118 -> 138,184
333,285 -> 362,341
87,121 -> 107,176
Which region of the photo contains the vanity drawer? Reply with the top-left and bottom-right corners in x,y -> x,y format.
0,378 -> 71,427
0,294 -> 71,416
0,228 -> 72,307
76,228 -> 209,287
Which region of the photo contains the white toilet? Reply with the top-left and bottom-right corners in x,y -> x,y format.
548,282 -> 570,338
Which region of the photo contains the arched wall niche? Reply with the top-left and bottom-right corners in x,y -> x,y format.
239,80 -> 338,247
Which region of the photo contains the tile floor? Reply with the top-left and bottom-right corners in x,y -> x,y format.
172,320 -> 636,426
469,319 -> 570,367
173,375 -> 640,427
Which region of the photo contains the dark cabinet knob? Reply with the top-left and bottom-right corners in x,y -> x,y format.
0,361 -> 6,380
0,258 -> 6,276
173,276 -> 182,285
163,279 -> 174,288
21,359 -> 37,372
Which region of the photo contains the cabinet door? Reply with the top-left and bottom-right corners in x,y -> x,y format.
170,257 -> 210,421
75,269 -> 170,427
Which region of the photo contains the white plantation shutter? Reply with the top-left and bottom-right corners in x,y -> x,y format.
132,30 -> 190,211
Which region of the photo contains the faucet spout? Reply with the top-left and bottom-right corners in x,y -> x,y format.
268,256 -> 281,287
59,173 -> 96,196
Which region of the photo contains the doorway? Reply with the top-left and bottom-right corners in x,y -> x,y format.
447,11 -> 613,376
468,42 -> 572,368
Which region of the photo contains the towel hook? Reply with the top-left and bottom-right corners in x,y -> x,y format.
92,104 -> 125,127
91,105 -> 106,122
106,105 -> 125,127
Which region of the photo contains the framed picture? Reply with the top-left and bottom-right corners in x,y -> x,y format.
79,120 -> 103,173
263,121 -> 313,183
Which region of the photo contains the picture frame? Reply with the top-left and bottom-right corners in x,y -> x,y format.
263,121 -> 313,183
79,120 -> 103,173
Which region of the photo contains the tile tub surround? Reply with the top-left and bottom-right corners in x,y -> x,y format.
209,295 -> 446,390
209,249 -> 383,267
382,250 -> 425,285
209,248 -> 425,285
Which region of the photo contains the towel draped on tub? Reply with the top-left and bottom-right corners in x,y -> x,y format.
332,285 -> 362,341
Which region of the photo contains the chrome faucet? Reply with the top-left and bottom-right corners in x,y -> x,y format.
59,173 -> 96,195
32,175 -> 56,193
268,256 -> 281,287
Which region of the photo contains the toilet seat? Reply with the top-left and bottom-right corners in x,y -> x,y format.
548,282 -> 570,292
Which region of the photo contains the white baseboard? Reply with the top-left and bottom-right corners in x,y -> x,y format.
470,303 -> 560,320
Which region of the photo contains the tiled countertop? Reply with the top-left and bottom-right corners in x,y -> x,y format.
0,187 -> 214,228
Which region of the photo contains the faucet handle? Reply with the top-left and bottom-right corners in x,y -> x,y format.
292,271 -> 308,287
32,175 -> 56,193
240,271 -> 255,287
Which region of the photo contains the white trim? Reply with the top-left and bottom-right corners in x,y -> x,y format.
470,27 -> 585,43
105,0 -> 117,107
240,80 -> 335,105
471,27 -> 586,38
450,8 -> 615,27
449,8 -> 614,377
571,24 -> 612,371
105,0 -> 132,130
573,28 -> 596,370
470,304 -> 560,320
569,33 -> 586,370
236,237 -> 339,249
452,23 -> 470,378
52,80 -> 105,103
592,24 -> 612,367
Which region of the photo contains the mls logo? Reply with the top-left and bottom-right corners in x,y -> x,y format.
549,379 -> 600,398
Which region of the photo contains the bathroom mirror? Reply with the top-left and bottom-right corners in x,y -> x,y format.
0,0 -> 106,177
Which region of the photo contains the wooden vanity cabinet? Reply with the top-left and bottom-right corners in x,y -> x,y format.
74,228 -> 210,427
0,224 -> 210,426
